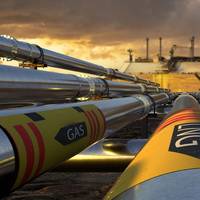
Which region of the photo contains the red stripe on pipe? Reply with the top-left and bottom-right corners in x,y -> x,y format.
157,115 -> 197,132
91,111 -> 102,140
85,112 -> 94,144
159,113 -> 199,129
96,108 -> 106,137
171,109 -> 198,117
158,116 -> 198,131
27,122 -> 45,177
90,111 -> 100,142
157,112 -> 198,129
156,116 -> 200,132
167,111 -> 198,121
14,125 -> 35,184
87,111 -> 97,143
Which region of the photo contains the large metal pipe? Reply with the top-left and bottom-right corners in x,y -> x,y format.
0,129 -> 15,195
54,139 -> 147,172
0,93 -> 169,197
0,64 -> 164,105
0,36 -> 159,86
172,93 -> 199,112
105,94 -> 200,200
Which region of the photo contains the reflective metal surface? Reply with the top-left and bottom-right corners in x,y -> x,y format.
0,128 -> 16,196
55,139 -> 147,172
0,64 -> 90,104
0,94 -> 168,196
0,64 -> 163,105
145,85 -> 159,93
114,169 -> 200,200
150,93 -> 169,104
96,96 -> 152,135
105,93 -> 199,200
106,81 -> 144,97
0,94 -> 169,136
173,93 -> 200,111
0,36 -> 159,86
0,128 -> 15,176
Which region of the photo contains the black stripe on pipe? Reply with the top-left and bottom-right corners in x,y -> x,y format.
25,113 -> 45,121
73,107 -> 85,113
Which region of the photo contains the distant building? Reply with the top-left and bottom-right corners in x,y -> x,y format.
121,62 -> 168,74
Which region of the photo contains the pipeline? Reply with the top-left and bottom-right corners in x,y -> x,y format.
54,139 -> 147,172
105,94 -> 200,200
0,64 -> 165,105
0,36 -> 159,86
0,93 -> 169,197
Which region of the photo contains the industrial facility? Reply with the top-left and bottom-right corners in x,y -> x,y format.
0,35 -> 200,200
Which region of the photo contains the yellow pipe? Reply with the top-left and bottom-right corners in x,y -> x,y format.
0,104 -> 105,191
105,95 -> 200,199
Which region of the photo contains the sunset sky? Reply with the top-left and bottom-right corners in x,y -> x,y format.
1,0 -> 200,68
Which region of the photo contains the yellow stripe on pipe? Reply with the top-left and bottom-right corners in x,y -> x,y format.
0,104 -> 105,191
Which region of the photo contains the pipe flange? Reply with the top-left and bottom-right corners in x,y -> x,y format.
137,84 -> 146,93
99,78 -> 109,96
27,43 -> 34,58
106,68 -> 115,77
133,95 -> 152,114
87,78 -> 96,96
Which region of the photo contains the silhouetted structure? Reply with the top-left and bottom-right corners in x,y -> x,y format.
127,49 -> 133,63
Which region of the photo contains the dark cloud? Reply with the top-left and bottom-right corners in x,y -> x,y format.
0,0 -> 198,44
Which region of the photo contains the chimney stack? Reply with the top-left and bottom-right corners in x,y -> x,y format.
191,36 -> 195,57
127,49 -> 133,63
159,37 -> 162,58
146,37 -> 149,60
